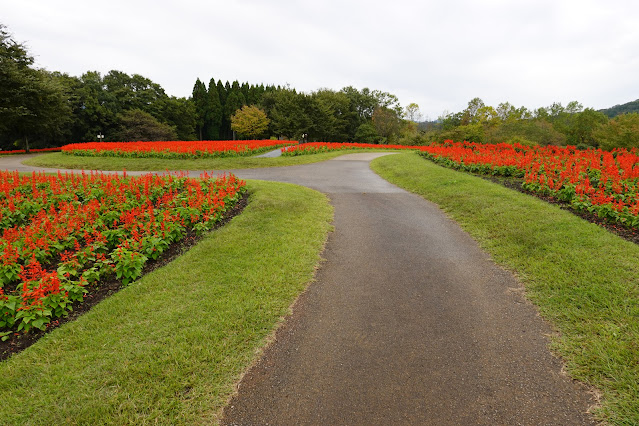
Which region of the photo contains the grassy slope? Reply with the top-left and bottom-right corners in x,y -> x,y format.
0,180 -> 333,425
23,151 -> 352,171
371,152 -> 639,425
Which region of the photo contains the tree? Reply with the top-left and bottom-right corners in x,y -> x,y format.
534,107 -> 550,120
230,105 -> 270,139
224,90 -> 246,139
548,102 -> 565,121
441,111 -> 463,130
191,78 -> 208,140
99,71 -> 167,121
372,90 -> 402,116
112,109 -> 177,141
217,80 -> 227,106
354,122 -> 380,143
309,90 -> 351,141
156,96 -> 197,140
488,119 -> 565,146
399,120 -> 419,144
205,78 -> 222,139
461,97 -> 485,125
565,101 -> 583,115
594,113 -> 639,150
262,89 -> 311,140
341,86 -> 377,121
341,86 -> 400,140
549,100 -> 583,136
566,108 -> 608,147
475,105 -> 499,126
372,107 -> 401,143
0,25 -> 71,151
440,123 -> 486,144
404,103 -> 422,122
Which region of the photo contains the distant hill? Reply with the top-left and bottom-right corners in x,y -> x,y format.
599,99 -> 639,118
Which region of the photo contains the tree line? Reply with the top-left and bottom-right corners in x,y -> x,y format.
3,22 -> 637,151
415,97 -> 639,150
190,78 -> 409,143
0,24 -> 413,151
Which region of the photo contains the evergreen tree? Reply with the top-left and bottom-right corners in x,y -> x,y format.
191,78 -> 208,140
224,90 -> 246,139
217,80 -> 227,106
205,78 -> 222,140
241,82 -> 249,102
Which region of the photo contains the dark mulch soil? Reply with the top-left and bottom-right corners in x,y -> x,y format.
481,175 -> 639,245
0,193 -> 248,362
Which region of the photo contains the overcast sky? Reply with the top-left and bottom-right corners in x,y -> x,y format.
4,0 -> 639,120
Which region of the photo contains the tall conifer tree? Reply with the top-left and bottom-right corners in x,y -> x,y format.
206,78 -> 222,140
191,78 -> 208,140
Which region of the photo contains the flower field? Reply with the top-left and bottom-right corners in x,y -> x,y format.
281,142 -> 421,155
419,141 -> 639,229
0,148 -> 61,156
61,140 -> 297,159
0,170 -> 246,338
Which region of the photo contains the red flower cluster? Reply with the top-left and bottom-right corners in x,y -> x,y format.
419,141 -> 639,228
281,142 -> 420,155
0,148 -> 61,156
0,170 -> 246,334
61,140 -> 297,159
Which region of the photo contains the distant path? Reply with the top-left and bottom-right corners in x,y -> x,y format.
1,153 -> 596,425
254,148 -> 282,158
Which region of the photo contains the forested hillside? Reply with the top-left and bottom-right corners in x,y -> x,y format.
600,99 -> 639,118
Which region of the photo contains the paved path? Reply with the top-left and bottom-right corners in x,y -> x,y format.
254,148 -> 283,158
3,153 -> 597,425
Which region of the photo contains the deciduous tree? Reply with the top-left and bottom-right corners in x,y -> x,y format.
595,113 -> 639,150
404,103 -> 422,122
372,107 -> 401,143
230,105 -> 270,139
0,25 -> 71,151
112,109 -> 177,141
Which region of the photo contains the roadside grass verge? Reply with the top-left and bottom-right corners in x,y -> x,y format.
371,152 -> 639,425
23,151 -> 353,171
0,180 -> 333,425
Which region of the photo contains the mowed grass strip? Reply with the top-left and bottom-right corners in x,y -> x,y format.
0,180 -> 333,425
23,151 -> 352,171
371,152 -> 639,425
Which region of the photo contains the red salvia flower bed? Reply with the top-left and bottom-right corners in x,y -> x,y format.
419,141 -> 639,229
281,142 -> 421,155
0,170 -> 246,338
0,148 -> 61,156
61,140 -> 297,159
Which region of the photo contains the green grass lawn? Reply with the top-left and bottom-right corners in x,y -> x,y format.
371,152 -> 639,425
0,180 -> 333,425
23,151 -> 353,171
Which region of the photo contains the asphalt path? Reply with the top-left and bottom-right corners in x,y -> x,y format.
2,153 -> 597,425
